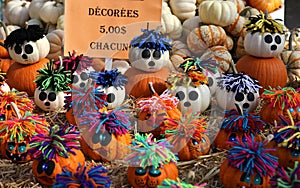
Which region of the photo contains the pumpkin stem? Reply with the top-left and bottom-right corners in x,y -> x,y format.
24,22 -> 29,30
234,103 -> 243,116
0,21 -> 8,39
10,102 -> 22,119
148,82 -> 156,95
264,10 -> 269,19
230,60 -> 238,74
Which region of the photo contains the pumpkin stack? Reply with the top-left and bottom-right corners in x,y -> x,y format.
236,11 -> 288,92
125,133 -> 178,188
4,25 -> 50,96
219,135 -> 278,187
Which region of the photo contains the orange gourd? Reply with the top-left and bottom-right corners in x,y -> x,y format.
246,0 -> 282,13
236,55 -> 287,93
30,125 -> 85,186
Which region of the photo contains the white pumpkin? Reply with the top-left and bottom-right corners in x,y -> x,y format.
34,88 -> 66,111
172,85 -> 211,114
56,14 -> 64,30
28,0 -> 48,19
129,47 -> 170,72
100,86 -> 126,110
203,68 -> 221,96
215,73 -> 261,112
46,29 -> 64,61
39,1 -> 64,24
0,82 -> 10,93
0,24 -> 20,40
72,67 -> 94,89
244,32 -> 285,58
182,16 -> 202,40
27,18 -> 44,28
169,0 -> 197,21
5,0 -> 30,27
198,0 -> 238,27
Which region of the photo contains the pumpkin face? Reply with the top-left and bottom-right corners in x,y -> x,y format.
127,162 -> 178,188
220,160 -> 271,188
269,143 -> 300,168
172,85 -> 211,114
129,47 -> 170,73
0,140 -> 31,162
34,89 -> 66,111
8,37 -> 50,64
72,67 -> 94,89
32,149 -> 85,186
244,32 -> 285,58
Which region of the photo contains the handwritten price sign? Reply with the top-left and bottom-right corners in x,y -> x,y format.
64,0 -> 162,59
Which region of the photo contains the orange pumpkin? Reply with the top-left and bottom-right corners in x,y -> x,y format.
6,58 -> 49,96
259,87 -> 300,125
136,83 -> 181,138
219,135 -> 278,188
213,108 -> 265,150
125,133 -> 178,188
245,0 -> 282,13
0,107 -> 48,163
30,125 -> 85,186
163,112 -> 210,161
77,109 -> 132,162
267,113 -> 300,168
124,67 -> 170,98
0,36 -> 15,73
236,55 -> 287,93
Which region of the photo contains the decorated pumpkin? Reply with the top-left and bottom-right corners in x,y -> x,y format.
213,108 -> 265,150
219,135 -> 278,188
278,30 -> 300,83
267,112 -> 300,168
125,133 -> 178,188
4,25 -> 50,65
0,105 -> 48,163
163,112 -> 210,161
29,125 -> 85,186
0,75 -> 10,93
168,58 -> 211,114
54,163 -> 111,188
125,28 -> 172,98
34,59 -> 71,111
216,71 -> 261,112
269,161 -> 300,187
259,87 -> 300,125
0,89 -> 34,121
243,11 -> 285,58
198,0 -> 238,27
91,68 -> 128,109
77,108 -> 132,162
136,83 -> 181,137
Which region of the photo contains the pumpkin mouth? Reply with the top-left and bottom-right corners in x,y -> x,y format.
37,176 -> 55,185
6,150 -> 28,162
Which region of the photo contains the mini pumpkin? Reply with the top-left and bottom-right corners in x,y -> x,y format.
46,29 -> 64,61
136,83 -> 182,138
216,71 -> 261,112
168,58 -> 211,114
198,0 -> 238,27
29,125 -> 85,186
125,28 -> 172,98
213,107 -> 265,150
245,0 -> 282,13
259,87 -> 300,125
243,11 -> 285,58
169,0 -> 197,22
54,163 -> 111,188
77,108 -> 132,162
34,59 -> 71,111
267,113 -> 300,168
39,0 -> 64,24
4,25 -> 50,65
5,0 -> 30,27
163,112 -> 210,161
91,68 -> 128,109
125,133 -> 178,188
269,161 -> 300,187
219,135 -> 278,188
0,104 -> 48,163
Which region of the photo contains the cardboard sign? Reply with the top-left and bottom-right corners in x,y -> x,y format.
64,0 -> 162,59
285,0 -> 300,29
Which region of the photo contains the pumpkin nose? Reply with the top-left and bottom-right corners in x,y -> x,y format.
44,102 -> 50,106
271,45 -> 277,51
148,61 -> 155,67
22,54 -> 28,59
184,101 -> 191,107
243,103 -> 250,109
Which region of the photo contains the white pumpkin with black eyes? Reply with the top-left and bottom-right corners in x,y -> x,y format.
72,69 -> 93,89
215,73 -> 261,112
244,32 -> 285,58
173,85 -> 211,114
34,89 -> 66,111
102,86 -> 126,109
204,70 -> 221,96
129,47 -> 170,72
4,25 -> 50,65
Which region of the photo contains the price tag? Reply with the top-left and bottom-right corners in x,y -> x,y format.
64,0 -> 162,59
